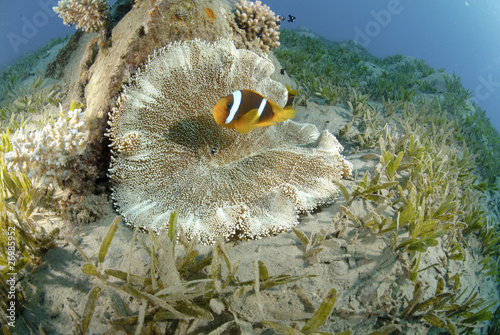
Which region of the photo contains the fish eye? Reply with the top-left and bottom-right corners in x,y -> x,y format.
211,145 -> 217,154
226,102 -> 232,109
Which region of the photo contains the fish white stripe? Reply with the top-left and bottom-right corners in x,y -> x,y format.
257,98 -> 267,117
225,91 -> 242,124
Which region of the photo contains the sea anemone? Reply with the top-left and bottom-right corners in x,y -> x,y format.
107,39 -> 352,244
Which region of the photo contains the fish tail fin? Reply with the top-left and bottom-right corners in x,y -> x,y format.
268,99 -> 296,122
272,107 -> 296,122
285,84 -> 298,108
236,108 -> 259,133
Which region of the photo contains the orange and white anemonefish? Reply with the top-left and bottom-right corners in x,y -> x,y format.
212,85 -> 298,134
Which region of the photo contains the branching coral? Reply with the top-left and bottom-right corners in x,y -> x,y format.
5,108 -> 88,187
53,0 -> 109,33
107,39 -> 352,244
233,0 -> 280,52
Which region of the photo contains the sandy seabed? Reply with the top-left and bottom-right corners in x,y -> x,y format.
2,18 -> 498,332
10,100 -> 498,335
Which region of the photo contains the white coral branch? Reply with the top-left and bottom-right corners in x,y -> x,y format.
5,108 -> 88,187
234,0 -> 280,52
53,0 -> 109,33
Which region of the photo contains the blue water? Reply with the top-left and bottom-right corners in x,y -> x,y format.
266,0 -> 500,135
1,0 -> 499,134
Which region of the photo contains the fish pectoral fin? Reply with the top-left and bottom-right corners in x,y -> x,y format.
272,107 -> 296,122
236,108 -> 259,133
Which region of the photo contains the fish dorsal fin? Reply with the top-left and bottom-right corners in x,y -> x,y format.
285,84 -> 298,107
236,108 -> 259,133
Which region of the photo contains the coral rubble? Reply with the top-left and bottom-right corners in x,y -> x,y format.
107,39 -> 352,243
53,0 -> 109,33
233,0 -> 281,52
5,108 -> 87,187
